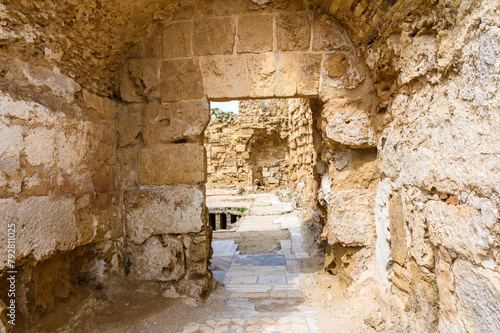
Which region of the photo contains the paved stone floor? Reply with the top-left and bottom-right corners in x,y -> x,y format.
183,195 -> 319,333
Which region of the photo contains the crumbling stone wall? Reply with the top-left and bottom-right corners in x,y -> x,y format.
0,55 -> 123,326
363,1 -> 500,331
2,0 -> 498,332
205,99 -> 289,188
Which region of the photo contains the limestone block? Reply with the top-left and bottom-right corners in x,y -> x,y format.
436,249 -> 465,333
237,15 -> 273,53
235,144 -> 246,152
161,59 -> 204,102
312,14 -> 352,51
0,124 -> 23,196
320,51 -> 367,94
143,100 -> 210,145
138,144 -> 206,185
200,56 -> 226,98
195,0 -> 245,17
322,101 -> 376,147
425,201 -> 495,264
247,53 -> 276,98
297,53 -> 322,96
117,114 -> 141,147
124,186 -> 205,244
132,22 -> 162,58
224,56 -> 248,98
0,196 -> 77,270
389,192 -> 407,266
24,127 -> 56,166
120,58 -> 160,102
275,52 -> 299,97
163,21 -> 192,58
82,89 -> 115,120
128,234 -> 186,282
454,259 -> 500,332
188,258 -> 208,277
117,147 -> 138,189
276,14 -> 311,51
193,18 -> 236,56
408,262 -> 439,332
324,190 -> 375,247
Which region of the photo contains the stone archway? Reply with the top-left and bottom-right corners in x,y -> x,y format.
118,6 -> 378,299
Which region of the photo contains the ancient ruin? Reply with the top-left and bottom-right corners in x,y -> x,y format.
0,0 -> 499,331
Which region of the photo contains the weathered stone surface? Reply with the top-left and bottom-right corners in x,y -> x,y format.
312,14 -> 352,51
408,262 -> 439,332
454,259 -> 500,333
389,191 -> 407,266
247,53 -> 276,97
117,147 -> 138,189
274,52 -> 298,97
117,113 -> 141,147
138,144 -> 206,185
200,56 -> 226,98
324,190 -> 375,247
143,100 -> 210,145
128,234 -> 186,282
276,14 -> 310,51
225,56 -> 249,98
297,53 -> 322,96
125,186 -> 205,244
163,21 -> 193,58
237,15 -> 273,53
193,18 -> 236,56
120,58 -> 160,102
161,59 -> 204,102
425,201 -> 496,264
322,101 -> 376,147
0,196 -> 77,269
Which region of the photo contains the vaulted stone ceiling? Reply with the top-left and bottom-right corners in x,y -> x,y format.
0,0 -> 430,97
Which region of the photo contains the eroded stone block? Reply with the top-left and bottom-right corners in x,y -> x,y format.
138,144 -> 206,185
0,196 -> 77,269
125,186 -> 205,244
143,100 -> 210,145
193,18 -> 236,56
276,14 -> 310,51
161,59 -> 204,102
225,56 -> 249,98
120,58 -> 160,102
128,234 -> 186,282
247,53 -> 276,98
389,191 -> 407,266
237,15 -> 273,53
201,56 -> 226,98
312,14 -> 352,51
117,113 -> 142,147
163,21 -> 193,58
322,100 -> 376,147
425,201 -> 494,264
454,259 -> 500,332
324,190 -> 375,247
275,52 -> 299,96
297,53 -> 322,96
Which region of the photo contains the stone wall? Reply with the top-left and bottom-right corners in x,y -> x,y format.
2,0 -> 499,332
0,55 -> 122,326
205,99 -> 290,188
358,1 -> 500,332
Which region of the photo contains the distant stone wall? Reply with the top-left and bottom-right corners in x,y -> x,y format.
205,99 -> 290,189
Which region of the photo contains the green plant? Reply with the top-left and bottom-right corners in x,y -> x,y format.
429,277 -> 439,295
238,207 -> 248,213
241,187 -> 246,192
211,107 -> 234,116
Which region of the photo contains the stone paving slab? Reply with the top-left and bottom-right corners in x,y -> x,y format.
232,254 -> 286,266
